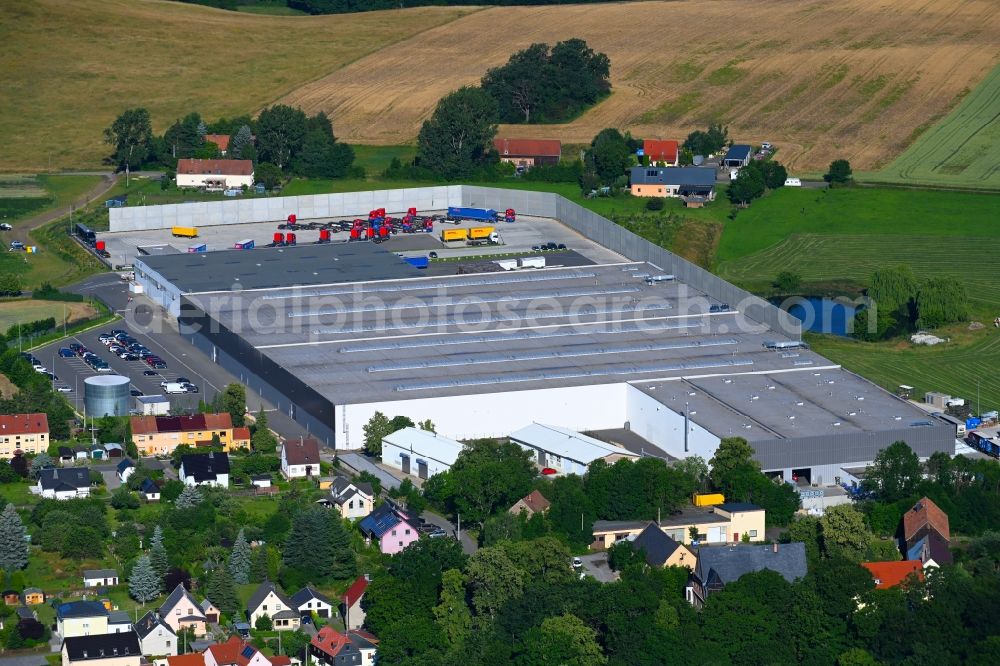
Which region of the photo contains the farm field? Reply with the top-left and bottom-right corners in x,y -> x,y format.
0,0 -> 476,171
0,299 -> 98,330
282,0 -> 1000,171
0,174 -> 103,224
867,61 -> 1000,190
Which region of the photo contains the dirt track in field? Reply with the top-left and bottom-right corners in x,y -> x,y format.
281,0 -> 1000,171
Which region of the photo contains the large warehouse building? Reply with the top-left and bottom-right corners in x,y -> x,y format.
129,186 -> 953,483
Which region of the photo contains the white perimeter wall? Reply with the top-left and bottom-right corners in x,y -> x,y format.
110,186 -> 461,232
624,384 -> 721,461
339,383 -> 628,449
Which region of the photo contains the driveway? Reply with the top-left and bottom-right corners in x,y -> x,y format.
420,510 -> 478,555
101,470 -> 121,490
577,552 -> 619,583
0,654 -> 49,666
336,453 -> 402,491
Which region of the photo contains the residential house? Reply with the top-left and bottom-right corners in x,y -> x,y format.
381,427 -> 464,480
280,438 -> 321,480
310,626 -> 378,666
592,503 -> 766,549
232,427 -> 251,450
330,478 -> 375,521
159,584 -> 208,636
906,531 -> 953,567
358,503 -> 419,555
37,467 -> 91,499
0,413 -> 49,458
643,139 -> 679,167
631,523 -> 696,570
246,582 -> 300,631
510,423 -> 639,476
902,496 -> 951,550
862,560 -> 924,590
140,478 -> 161,501
21,587 -> 44,605
108,611 -> 132,633
204,636 -> 273,666
167,653 -> 205,666
291,587 -> 334,621
56,601 -> 110,638
200,599 -> 220,624
687,542 -> 808,607
179,452 -> 230,488
116,459 -> 135,484
340,577 -> 368,631
509,490 -> 551,518
629,166 -> 717,202
492,138 -> 562,168
130,414 -> 240,456
61,632 -> 141,666
722,144 -> 753,168
203,135 -> 231,156
175,159 -> 254,190
83,570 -> 119,588
134,610 -> 177,657
3,590 -> 20,605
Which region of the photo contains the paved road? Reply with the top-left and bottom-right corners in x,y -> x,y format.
336,452 -> 402,491
420,510 -> 478,555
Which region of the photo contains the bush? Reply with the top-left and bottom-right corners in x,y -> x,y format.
32,283 -> 84,302
255,615 -> 273,631
645,197 -> 665,211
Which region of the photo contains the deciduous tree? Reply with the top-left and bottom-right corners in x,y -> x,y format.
417,87 -> 498,180
363,411 -> 391,457
862,441 -> 922,502
825,159 -> 853,184
256,105 -> 308,170
220,383 -> 246,427
525,613 -> 606,666
820,504 -> 871,562
105,108 -> 153,185
433,568 -> 471,647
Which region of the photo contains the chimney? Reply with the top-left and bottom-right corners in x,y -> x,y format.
772,543 -> 778,553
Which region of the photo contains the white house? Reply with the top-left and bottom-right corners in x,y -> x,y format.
179,452 -> 229,488
83,569 -> 119,588
136,395 -> 170,416
116,459 -> 135,484
37,467 -> 91,499
290,587 -> 334,620
509,423 -> 639,475
280,438 -> 321,480
140,478 -> 160,501
330,478 -> 375,521
108,611 -> 132,634
381,427 -> 464,480
134,611 -> 177,657
175,159 -> 254,190
61,632 -> 141,666
246,582 -> 300,631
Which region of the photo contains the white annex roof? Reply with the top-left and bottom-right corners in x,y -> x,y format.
510,422 -> 639,464
382,427 -> 465,466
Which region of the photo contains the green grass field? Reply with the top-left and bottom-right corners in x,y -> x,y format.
867,61 -> 1000,190
0,174 -> 102,224
0,299 -> 98,330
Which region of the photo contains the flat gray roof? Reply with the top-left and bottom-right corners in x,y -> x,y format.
184,262 -> 836,404
137,241 -> 419,293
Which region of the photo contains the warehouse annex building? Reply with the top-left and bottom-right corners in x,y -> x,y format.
128,186 -> 953,482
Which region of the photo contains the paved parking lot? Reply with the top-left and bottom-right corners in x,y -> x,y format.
578,552 -> 619,583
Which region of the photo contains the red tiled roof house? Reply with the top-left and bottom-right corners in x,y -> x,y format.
493,138 -> 562,168
644,139 -> 679,166
176,159 -> 254,191
0,413 -> 49,458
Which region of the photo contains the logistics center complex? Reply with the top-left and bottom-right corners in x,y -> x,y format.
121,186 -> 953,485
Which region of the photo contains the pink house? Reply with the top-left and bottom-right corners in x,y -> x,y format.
204,636 -> 273,666
358,503 -> 419,555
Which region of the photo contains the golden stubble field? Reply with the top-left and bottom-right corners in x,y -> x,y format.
0,0 -> 475,171
282,0 -> 1000,171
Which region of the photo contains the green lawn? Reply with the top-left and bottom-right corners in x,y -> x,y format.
0,174 -> 102,225
353,144 -> 418,177
864,61 -> 1000,190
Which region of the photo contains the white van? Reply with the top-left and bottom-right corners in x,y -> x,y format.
784,178 -> 802,187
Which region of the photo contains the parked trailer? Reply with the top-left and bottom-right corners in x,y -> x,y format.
75,223 -> 97,244
518,256 -> 545,269
188,244 -> 207,253
441,228 -> 469,242
469,226 -> 495,240
693,493 -> 726,507
448,206 -> 497,222
967,431 -> 1000,458
495,259 -> 519,271
234,239 -> 254,250
172,226 -> 198,238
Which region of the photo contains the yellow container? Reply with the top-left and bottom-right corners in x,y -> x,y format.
468,226 -> 495,240
693,492 -> 726,507
172,226 -> 198,238
440,228 -> 469,242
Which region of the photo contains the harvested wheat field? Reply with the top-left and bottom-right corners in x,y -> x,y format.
0,0 -> 475,171
283,0 -> 1000,171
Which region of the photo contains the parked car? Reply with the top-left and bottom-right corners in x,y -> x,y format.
58,348 -> 75,358
557,243 -> 567,250
176,377 -> 191,384
55,385 -> 73,393
0,223 -> 12,231
572,557 -> 583,569
9,241 -> 24,251
143,370 -> 158,376
184,384 -> 199,393
130,389 -> 144,397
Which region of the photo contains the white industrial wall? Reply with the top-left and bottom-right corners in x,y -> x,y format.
135,261 -> 184,317
339,383 -> 628,449
109,186 -> 461,232
624,384 -> 721,461
381,441 -> 459,478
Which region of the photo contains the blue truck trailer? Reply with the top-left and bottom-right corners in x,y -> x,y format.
448,206 -> 497,222
404,256 -> 429,269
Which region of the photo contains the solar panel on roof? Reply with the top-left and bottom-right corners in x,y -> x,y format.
241,646 -> 255,658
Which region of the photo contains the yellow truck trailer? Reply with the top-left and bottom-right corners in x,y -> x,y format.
468,226 -> 495,240
441,228 -> 469,242
692,493 -> 726,507
172,226 -> 198,238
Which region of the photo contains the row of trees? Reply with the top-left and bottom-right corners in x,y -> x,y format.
854,264 -> 969,340
104,105 -> 356,187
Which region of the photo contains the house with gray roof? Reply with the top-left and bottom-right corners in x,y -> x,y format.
36,467 -> 90,499
629,166 -> 716,201
134,610 -> 177,657
247,581 -> 300,631
158,584 -> 207,636
108,610 -> 133,633
687,542 -> 807,607
291,586 -> 334,620
83,569 -> 119,588
631,523 -> 696,570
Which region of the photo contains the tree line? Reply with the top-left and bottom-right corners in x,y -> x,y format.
854,264 -> 969,340
104,105 -> 357,189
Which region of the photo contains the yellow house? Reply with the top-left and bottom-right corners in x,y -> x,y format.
57,600 -> 110,638
0,413 -> 49,458
22,588 -> 44,605
62,632 -> 141,666
130,414 -> 240,456
592,503 -> 765,549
